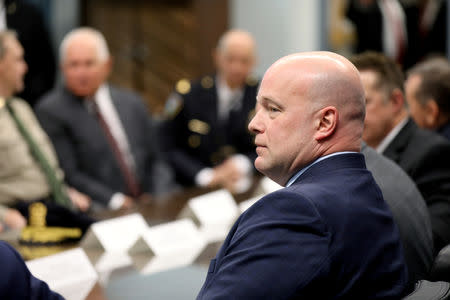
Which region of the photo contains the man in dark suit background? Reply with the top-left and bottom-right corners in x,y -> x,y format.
404,57 -> 450,140
0,241 -> 64,299
351,51 -> 450,253
3,0 -> 56,106
197,52 -> 409,299
163,29 -> 258,194
36,27 -> 173,210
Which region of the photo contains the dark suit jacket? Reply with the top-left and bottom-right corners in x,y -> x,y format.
162,76 -> 258,185
35,85 -> 167,206
197,153 -> 409,299
6,0 -> 56,106
383,118 -> 450,253
0,241 -> 64,299
362,143 -> 434,283
346,0 -> 445,69
438,122 -> 450,141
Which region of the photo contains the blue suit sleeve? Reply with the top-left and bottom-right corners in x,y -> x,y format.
0,242 -> 65,300
197,191 -> 331,299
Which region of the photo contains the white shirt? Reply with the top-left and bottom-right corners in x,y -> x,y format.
376,117 -> 408,154
88,84 -> 137,209
379,0 -> 407,61
95,84 -> 136,173
0,1 -> 6,32
216,77 -> 244,121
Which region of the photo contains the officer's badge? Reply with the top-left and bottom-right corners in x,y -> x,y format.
201,76 -> 214,89
188,119 -> 210,135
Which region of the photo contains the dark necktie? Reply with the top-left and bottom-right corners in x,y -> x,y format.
6,99 -> 71,208
89,100 -> 141,198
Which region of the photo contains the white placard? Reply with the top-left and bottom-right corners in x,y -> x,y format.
179,189 -> 239,242
128,219 -> 206,274
26,248 -> 98,300
260,176 -> 283,194
81,213 -> 148,253
139,254 -> 198,275
130,218 -> 206,256
239,196 -> 261,213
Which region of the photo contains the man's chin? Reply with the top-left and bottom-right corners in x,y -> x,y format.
254,158 -> 267,174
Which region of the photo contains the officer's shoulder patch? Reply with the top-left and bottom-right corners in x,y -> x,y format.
201,76 -> 214,89
176,79 -> 191,95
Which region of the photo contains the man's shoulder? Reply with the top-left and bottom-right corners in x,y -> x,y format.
109,85 -> 147,109
243,188 -> 325,225
403,123 -> 450,160
36,87 -> 72,109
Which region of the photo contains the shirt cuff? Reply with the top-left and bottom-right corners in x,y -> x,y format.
195,168 -> 214,187
109,193 -> 125,210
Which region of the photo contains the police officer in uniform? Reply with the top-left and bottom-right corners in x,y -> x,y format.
163,30 -> 258,193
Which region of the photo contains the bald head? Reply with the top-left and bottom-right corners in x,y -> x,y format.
214,29 -> 256,89
60,27 -> 109,65
249,51 -> 366,185
60,27 -> 112,97
265,51 -> 366,139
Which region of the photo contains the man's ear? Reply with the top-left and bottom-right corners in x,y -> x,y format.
390,88 -> 405,112
424,99 -> 440,128
314,106 -> 338,141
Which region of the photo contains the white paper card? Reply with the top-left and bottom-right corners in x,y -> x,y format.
260,176 -> 283,194
26,248 -> 98,300
179,189 -> 239,242
130,218 -> 206,257
239,196 -> 261,213
128,219 -> 206,274
139,254 -> 198,275
81,213 -> 148,252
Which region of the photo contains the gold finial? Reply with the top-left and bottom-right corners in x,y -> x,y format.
29,202 -> 47,227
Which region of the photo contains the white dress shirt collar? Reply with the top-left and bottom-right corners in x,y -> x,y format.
376,117 -> 408,153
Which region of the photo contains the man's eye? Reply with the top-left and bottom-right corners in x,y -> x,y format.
269,107 -> 279,113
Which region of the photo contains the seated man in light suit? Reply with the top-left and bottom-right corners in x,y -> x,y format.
0,30 -> 90,232
362,143 -> 434,284
36,27 -> 173,210
0,241 -> 64,299
197,52 -> 409,299
163,29 -> 258,194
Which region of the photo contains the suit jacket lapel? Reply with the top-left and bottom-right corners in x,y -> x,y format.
383,118 -> 415,164
108,86 -> 137,156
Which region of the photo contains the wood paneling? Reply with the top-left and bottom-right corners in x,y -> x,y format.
81,0 -> 228,113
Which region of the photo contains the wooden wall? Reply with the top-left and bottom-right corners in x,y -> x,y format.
81,0 -> 228,114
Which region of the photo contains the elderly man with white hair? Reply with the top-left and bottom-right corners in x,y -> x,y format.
36,27 -> 172,210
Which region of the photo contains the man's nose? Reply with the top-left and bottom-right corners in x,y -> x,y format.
248,111 -> 263,134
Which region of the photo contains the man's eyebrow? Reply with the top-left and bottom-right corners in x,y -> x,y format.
258,97 -> 284,110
